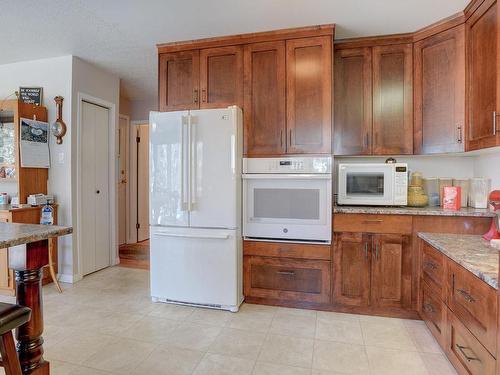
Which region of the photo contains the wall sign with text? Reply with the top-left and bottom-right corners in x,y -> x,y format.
19,87 -> 43,106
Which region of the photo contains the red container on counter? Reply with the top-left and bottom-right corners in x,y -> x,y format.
442,186 -> 461,210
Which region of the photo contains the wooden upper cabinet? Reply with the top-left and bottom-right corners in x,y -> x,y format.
243,41 -> 286,156
414,25 -> 465,154
372,44 -> 413,155
371,234 -> 411,309
467,0 -> 500,151
159,51 -> 200,111
333,232 -> 371,307
286,36 -> 332,154
200,46 -> 243,108
334,48 -> 372,155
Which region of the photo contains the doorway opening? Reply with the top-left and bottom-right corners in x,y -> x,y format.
119,121 -> 150,269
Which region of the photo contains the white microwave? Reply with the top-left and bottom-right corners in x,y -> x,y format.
337,163 -> 408,206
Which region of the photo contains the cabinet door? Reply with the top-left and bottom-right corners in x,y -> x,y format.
200,46 -> 243,108
467,0 -> 500,151
333,232 -> 371,307
372,44 -> 413,155
243,41 -> 286,156
414,25 -> 465,154
334,48 -> 372,155
159,50 -> 200,111
286,36 -> 332,154
371,234 -> 411,308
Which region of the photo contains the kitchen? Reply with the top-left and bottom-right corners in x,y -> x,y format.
0,0 -> 499,374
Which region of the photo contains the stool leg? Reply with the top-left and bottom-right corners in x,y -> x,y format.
0,331 -> 22,375
49,239 -> 62,293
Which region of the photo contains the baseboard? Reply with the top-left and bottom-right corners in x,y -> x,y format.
58,273 -> 83,284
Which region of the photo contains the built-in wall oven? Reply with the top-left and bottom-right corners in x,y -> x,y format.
243,157 -> 332,244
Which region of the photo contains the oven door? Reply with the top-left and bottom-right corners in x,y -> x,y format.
338,164 -> 394,205
243,174 -> 332,243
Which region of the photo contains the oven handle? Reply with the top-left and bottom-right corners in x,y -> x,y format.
242,174 -> 332,180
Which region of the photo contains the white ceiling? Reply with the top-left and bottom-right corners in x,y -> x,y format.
2,0 -> 469,102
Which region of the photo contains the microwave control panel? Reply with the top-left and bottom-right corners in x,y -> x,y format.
394,164 -> 408,204
243,157 -> 332,174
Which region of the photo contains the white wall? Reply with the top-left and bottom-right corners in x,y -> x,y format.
130,97 -> 156,121
71,57 -> 120,279
0,55 -> 74,277
473,148 -> 500,190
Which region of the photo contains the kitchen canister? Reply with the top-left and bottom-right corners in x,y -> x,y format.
469,178 -> 491,209
453,178 -> 469,208
438,178 -> 453,206
423,178 -> 440,207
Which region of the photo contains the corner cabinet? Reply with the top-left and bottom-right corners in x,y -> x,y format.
466,0 -> 500,151
333,43 -> 413,156
414,25 -> 466,154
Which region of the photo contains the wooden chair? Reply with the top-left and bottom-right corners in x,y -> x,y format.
0,303 -> 31,375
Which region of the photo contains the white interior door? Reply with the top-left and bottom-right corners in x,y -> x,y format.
137,124 -> 149,242
118,116 -> 129,245
81,101 -> 110,275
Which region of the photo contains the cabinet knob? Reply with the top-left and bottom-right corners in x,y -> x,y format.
96,190 -> 100,194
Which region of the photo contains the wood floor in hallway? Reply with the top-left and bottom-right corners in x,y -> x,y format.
119,240 -> 150,270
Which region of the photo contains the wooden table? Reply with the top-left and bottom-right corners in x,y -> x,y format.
0,223 -> 72,374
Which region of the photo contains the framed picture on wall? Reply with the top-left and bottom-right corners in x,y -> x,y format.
19,87 -> 43,106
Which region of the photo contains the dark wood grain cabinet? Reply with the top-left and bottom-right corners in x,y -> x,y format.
243,41 -> 286,155
286,36 -> 332,154
333,43 -> 412,155
414,25 -> 466,154
333,232 -> 411,309
466,0 -> 500,151
159,50 -> 200,111
334,48 -> 372,155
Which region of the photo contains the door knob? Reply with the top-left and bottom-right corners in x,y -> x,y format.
96,190 -> 100,194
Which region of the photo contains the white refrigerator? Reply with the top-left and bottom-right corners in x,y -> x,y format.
149,106 -> 243,312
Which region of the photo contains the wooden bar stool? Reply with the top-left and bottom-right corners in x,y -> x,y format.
0,303 -> 31,375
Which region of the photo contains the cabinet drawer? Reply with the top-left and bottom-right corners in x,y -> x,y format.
447,260 -> 497,355
421,242 -> 445,296
243,241 -> 331,260
243,256 -> 331,304
420,279 -> 445,346
446,308 -> 496,375
333,214 -> 412,235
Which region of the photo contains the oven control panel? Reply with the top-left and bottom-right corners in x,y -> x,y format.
243,157 -> 332,174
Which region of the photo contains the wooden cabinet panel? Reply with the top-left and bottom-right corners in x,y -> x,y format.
414,25 -> 465,154
371,234 -> 411,308
467,0 -> 500,151
286,36 -> 332,154
420,280 -> 446,346
421,242 -> 446,297
244,256 -> 331,304
243,240 -> 331,260
200,46 -> 243,108
243,41 -> 286,155
333,232 -> 371,307
333,214 -> 413,235
159,50 -> 200,111
334,48 -> 372,155
445,308 -> 496,375
372,44 -> 413,155
447,260 -> 497,355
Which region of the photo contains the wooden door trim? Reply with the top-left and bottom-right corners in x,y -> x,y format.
199,45 -> 243,108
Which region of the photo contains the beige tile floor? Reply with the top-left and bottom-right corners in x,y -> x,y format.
28,266 -> 458,374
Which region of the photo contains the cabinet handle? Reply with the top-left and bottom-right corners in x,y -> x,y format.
280,130 -> 283,148
201,89 -> 207,103
193,89 -> 199,104
365,133 -> 369,148
424,261 -> 438,270
494,111 -> 500,135
362,219 -> 383,224
456,344 -> 480,362
375,242 -> 379,260
364,241 -> 368,260
423,303 -> 434,313
289,129 -> 293,146
277,270 -> 295,276
457,289 -> 476,303
457,125 -> 462,143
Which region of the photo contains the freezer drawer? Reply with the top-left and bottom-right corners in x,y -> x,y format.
150,226 -> 243,311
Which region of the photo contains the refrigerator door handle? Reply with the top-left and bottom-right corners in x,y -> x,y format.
230,134 -> 236,174
153,232 -> 230,240
180,115 -> 189,211
188,114 -> 196,211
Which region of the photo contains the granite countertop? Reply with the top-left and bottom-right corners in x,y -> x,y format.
0,204 -> 54,211
418,232 -> 498,290
0,223 -> 72,248
334,205 -> 496,218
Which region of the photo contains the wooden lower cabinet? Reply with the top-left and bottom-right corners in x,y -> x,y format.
420,279 -> 446,346
244,256 -> 331,304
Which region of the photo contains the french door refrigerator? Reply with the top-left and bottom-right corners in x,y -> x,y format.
149,106 -> 243,312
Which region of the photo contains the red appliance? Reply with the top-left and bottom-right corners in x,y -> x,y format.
483,190 -> 500,241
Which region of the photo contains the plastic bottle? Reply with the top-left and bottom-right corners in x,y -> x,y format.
40,200 -> 54,225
